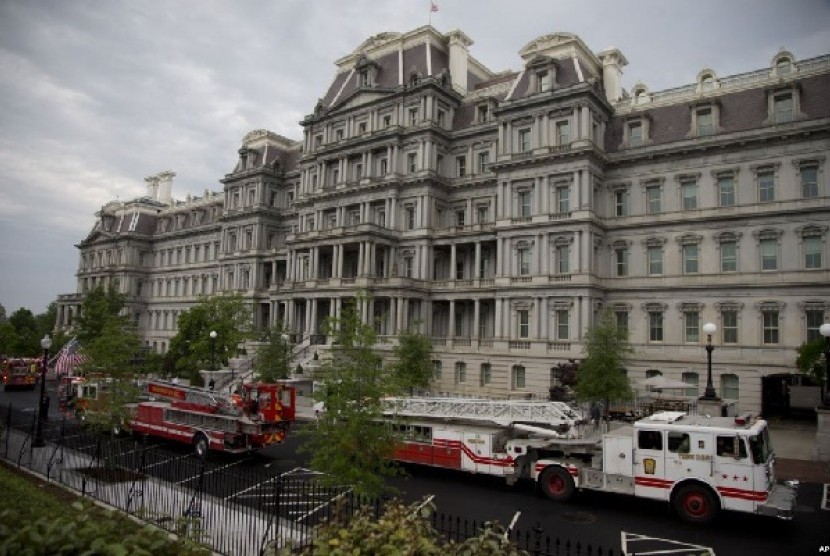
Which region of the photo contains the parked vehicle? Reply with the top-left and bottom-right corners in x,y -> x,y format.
383,397 -> 797,523
1,358 -> 40,390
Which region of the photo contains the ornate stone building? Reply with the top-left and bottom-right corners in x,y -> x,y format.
56,26 -> 830,413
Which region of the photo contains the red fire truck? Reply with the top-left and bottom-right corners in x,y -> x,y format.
73,378 -> 296,456
1,358 -> 40,390
383,397 -> 797,523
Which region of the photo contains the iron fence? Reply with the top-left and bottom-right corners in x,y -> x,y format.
0,402 -> 616,556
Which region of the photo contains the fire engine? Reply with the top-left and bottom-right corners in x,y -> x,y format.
383,397 -> 798,523
72,378 -> 296,456
1,358 -> 40,390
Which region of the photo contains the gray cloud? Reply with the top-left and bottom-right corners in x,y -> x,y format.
1,0 -> 828,314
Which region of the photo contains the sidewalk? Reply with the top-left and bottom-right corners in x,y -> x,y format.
766,418 -> 830,483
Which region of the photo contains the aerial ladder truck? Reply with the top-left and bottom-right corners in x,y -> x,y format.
382,397 -> 797,523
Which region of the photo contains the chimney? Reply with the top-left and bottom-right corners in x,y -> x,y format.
446,29 -> 473,95
597,48 -> 628,103
144,175 -> 159,200
156,171 -> 176,205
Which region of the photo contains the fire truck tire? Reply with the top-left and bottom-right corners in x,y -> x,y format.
193,433 -> 209,457
539,466 -> 575,502
673,483 -> 719,524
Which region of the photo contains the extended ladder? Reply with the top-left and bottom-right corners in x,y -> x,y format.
146,380 -> 229,411
381,396 -> 581,427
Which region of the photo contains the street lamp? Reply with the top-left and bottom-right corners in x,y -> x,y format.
700,322 -> 720,401
209,330 -> 217,372
33,334 -> 52,448
820,323 -> 830,407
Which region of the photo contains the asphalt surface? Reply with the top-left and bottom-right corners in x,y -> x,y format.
2,382 -> 829,555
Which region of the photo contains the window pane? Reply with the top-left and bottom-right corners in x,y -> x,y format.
774,94 -> 793,123
556,246 -> 570,274
719,176 -> 735,206
556,187 -> 570,213
682,372 -> 699,398
682,181 -> 698,210
556,310 -> 569,340
616,248 -> 629,276
801,166 -> 818,198
720,241 -> 737,272
805,236 -> 822,269
758,171 -> 775,202
648,247 -> 663,275
629,122 -> 643,147
683,244 -> 699,274
806,310 -> 824,342
721,374 -> 739,400
685,312 -> 700,342
697,108 -> 714,136
763,311 -> 779,344
722,311 -> 738,344
557,121 -> 570,144
649,312 -> 663,341
647,186 -> 661,214
761,239 -> 778,270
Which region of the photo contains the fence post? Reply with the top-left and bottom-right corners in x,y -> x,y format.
532,522 -> 543,556
3,403 -> 12,458
45,416 -> 66,480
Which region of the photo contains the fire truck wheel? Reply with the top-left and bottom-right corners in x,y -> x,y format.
673,483 -> 719,524
193,433 -> 209,457
539,466 -> 575,502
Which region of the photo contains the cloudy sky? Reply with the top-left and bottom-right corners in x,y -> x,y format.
1,0 -> 829,316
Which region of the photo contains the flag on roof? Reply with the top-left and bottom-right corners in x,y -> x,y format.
431,2 -> 439,12
54,338 -> 86,376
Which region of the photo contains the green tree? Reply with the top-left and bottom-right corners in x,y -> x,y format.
301,294 -> 400,497
77,317 -> 143,432
0,321 -> 18,356
391,324 -> 433,394
167,293 -> 252,384
254,324 -> 292,383
75,283 -> 127,344
574,310 -> 634,420
0,302 -> 7,322
8,308 -> 39,355
796,339 -> 827,385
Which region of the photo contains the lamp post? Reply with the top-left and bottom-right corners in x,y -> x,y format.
700,322 -> 720,401
209,330 -> 217,372
33,334 -> 52,448
820,323 -> 830,407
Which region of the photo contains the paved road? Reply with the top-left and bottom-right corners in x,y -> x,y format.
3,383 -> 829,555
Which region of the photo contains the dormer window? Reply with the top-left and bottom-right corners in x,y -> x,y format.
773,90 -> 794,123
698,70 -> 718,93
772,52 -> 796,77
624,117 -> 650,148
537,70 -> 552,92
477,104 -> 489,123
632,83 -> 650,105
354,53 -> 379,87
690,102 -> 720,137
358,121 -> 367,135
697,107 -> 714,135
526,56 -> 555,94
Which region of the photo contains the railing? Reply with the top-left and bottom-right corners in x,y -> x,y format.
0,402 -> 619,556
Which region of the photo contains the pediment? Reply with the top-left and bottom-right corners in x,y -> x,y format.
331,88 -> 393,112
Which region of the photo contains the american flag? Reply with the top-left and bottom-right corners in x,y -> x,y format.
54,338 -> 85,375
430,2 -> 439,12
